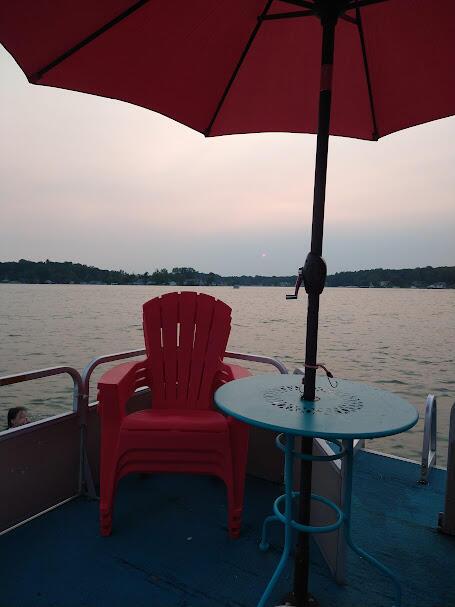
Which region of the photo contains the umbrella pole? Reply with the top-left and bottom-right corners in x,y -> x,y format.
293,8 -> 337,607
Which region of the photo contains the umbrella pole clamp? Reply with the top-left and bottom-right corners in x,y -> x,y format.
302,253 -> 327,295
286,254 -> 327,301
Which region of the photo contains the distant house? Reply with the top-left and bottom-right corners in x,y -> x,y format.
427,282 -> 447,289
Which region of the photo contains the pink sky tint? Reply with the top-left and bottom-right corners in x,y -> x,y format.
0,45 -> 454,276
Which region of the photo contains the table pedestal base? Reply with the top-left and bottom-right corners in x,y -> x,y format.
342,441 -> 402,607
256,436 -> 402,607
279,591 -> 319,607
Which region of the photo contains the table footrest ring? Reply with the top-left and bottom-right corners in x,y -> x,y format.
276,433 -> 347,461
273,491 -> 344,534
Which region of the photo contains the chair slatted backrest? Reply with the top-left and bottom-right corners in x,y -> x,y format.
143,292 -> 231,409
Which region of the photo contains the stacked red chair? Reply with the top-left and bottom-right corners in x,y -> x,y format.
97,291 -> 250,538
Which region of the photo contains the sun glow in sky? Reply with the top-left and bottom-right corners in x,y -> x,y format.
0,46 -> 454,276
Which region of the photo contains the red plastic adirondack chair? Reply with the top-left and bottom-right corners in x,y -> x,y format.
97,292 -> 250,538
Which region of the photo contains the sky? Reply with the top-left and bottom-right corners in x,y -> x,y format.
1,45 -> 454,277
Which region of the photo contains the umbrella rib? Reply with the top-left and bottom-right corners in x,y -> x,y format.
347,0 -> 390,9
30,0 -> 150,82
262,11 -> 315,21
355,6 -> 379,140
204,0 -> 274,137
280,0 -> 316,8
340,14 -> 357,24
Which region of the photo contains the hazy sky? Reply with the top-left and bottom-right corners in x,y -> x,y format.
1,45 -> 454,276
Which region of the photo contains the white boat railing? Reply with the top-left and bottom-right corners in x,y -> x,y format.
0,355 -> 448,546
0,351 -> 290,532
81,348 -> 288,393
225,351 -> 289,375
0,366 -> 85,533
419,394 -> 437,484
439,402 -> 455,536
0,365 -> 82,412
0,366 -> 89,493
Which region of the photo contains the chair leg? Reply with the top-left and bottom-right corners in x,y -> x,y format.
232,459 -> 247,538
100,468 -> 117,537
230,421 -> 250,538
230,466 -> 246,538
100,508 -> 113,537
225,474 -> 241,539
229,507 -> 242,539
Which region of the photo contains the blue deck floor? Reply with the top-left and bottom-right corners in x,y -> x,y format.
2,451 -> 454,607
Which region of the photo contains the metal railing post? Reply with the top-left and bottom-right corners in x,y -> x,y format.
439,402 -> 455,535
77,386 -> 96,498
419,394 -> 437,484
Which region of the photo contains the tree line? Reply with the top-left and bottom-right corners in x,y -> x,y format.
0,260 -> 294,287
0,259 -> 454,288
326,266 -> 455,288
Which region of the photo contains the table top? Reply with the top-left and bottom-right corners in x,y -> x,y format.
215,374 -> 419,439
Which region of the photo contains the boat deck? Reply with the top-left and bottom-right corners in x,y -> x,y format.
2,451 -> 454,607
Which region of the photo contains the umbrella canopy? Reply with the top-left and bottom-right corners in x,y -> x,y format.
1,1 -> 454,140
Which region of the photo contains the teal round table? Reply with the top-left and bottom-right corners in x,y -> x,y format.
215,374 -> 418,607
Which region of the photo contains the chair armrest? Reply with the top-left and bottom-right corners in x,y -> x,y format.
213,361 -> 252,393
220,361 -> 252,381
98,360 -> 148,420
218,363 -> 251,444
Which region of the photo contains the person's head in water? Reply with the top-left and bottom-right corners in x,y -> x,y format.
7,407 -> 29,428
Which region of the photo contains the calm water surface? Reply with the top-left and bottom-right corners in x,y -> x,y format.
0,284 -> 453,465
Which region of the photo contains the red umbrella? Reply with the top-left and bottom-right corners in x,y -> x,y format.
1,1 -> 454,605
1,1 -> 453,139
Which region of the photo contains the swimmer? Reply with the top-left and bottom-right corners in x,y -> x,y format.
7,406 -> 30,429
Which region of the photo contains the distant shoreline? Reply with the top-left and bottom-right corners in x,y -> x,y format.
1,260 -> 454,289
0,281 -> 453,290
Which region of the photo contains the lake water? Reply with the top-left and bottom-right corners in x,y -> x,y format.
0,284 -> 453,465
